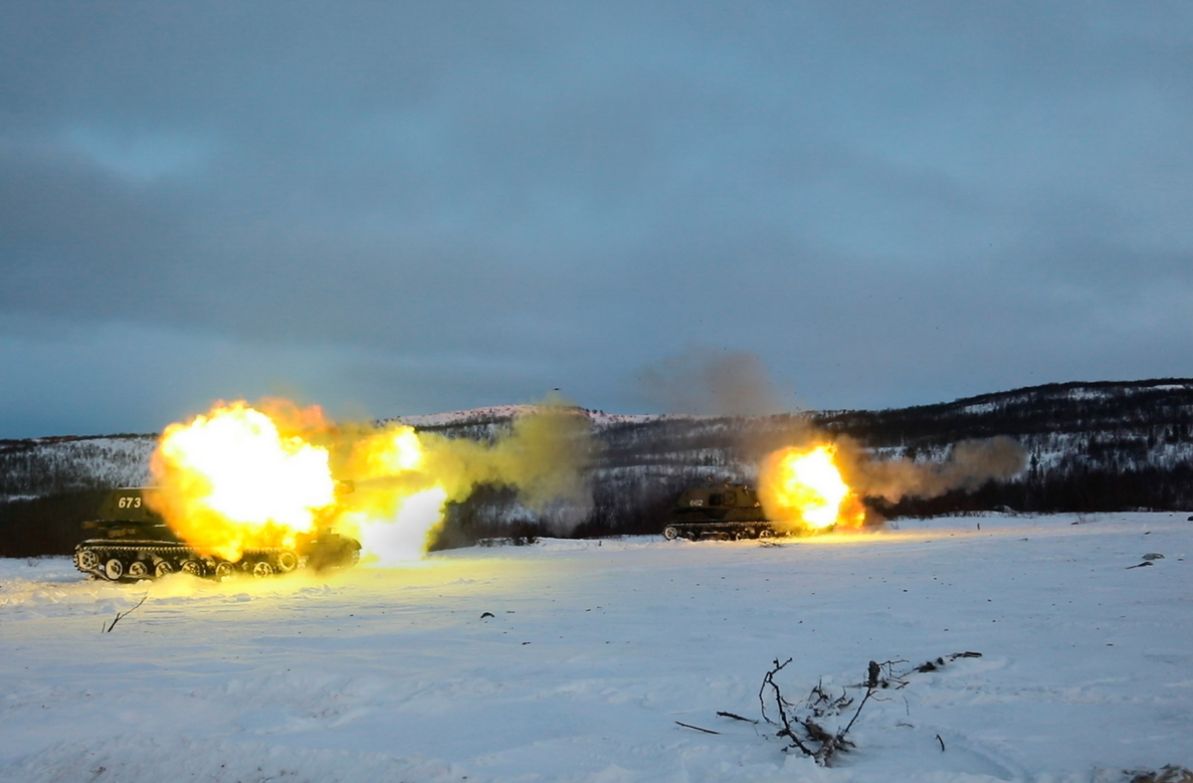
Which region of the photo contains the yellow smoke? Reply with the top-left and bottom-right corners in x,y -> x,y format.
336,401 -> 592,563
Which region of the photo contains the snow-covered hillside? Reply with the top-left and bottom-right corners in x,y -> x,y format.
0,435 -> 154,498
2,512 -> 1191,782
384,404 -> 668,431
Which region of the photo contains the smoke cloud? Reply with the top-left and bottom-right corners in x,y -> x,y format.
337,395 -> 595,548
838,435 -> 1027,503
638,349 -> 785,416
350,398 -> 593,514
638,350 -> 1026,512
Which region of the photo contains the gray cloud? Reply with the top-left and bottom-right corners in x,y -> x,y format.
1,2 -> 1191,436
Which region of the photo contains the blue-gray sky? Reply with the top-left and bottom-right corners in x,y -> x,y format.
2,2 -> 1191,437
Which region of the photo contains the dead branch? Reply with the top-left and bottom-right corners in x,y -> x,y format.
716,711 -> 758,724
912,651 -> 983,674
736,651 -> 982,767
759,657 -> 817,757
814,734 -> 847,767
757,657 -> 791,726
838,681 -> 875,738
675,721 -> 720,735
1127,765 -> 1193,783
801,718 -> 833,744
861,658 -> 911,689
105,595 -> 147,633
916,657 -> 946,673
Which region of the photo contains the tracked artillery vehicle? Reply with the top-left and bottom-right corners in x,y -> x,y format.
663,482 -> 779,541
73,487 -> 360,582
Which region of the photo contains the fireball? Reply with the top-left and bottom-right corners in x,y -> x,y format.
758,443 -> 866,533
343,424 -> 426,480
147,398 -> 588,568
149,401 -> 336,560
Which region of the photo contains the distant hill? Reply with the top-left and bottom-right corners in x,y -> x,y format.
2,378 -> 1191,555
0,434 -> 155,498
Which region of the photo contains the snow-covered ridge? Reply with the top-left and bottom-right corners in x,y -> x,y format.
5,379 -> 1192,508
940,378 -> 1193,416
383,404 -> 543,428
384,404 -> 675,431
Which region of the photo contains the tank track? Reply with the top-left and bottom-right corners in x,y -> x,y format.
73,539 -> 300,582
662,521 -> 778,541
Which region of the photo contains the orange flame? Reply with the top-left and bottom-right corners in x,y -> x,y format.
148,401 -> 336,561
148,402 -> 454,565
147,399 -> 588,568
758,443 -> 866,533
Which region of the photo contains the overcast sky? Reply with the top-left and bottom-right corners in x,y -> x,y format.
2,2 -> 1191,437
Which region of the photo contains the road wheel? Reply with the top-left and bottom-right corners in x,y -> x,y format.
104,558 -> 124,581
77,549 -> 99,571
154,560 -> 174,578
214,561 -> 236,580
276,551 -> 298,572
663,526 -> 679,540
127,560 -> 149,579
180,559 -> 204,577
252,561 -> 274,578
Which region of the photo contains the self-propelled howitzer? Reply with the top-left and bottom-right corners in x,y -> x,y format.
73,487 -> 360,581
663,482 -> 780,540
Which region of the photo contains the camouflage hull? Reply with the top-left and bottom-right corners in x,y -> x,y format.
72,487 -> 361,581
73,534 -> 360,582
664,482 -> 780,541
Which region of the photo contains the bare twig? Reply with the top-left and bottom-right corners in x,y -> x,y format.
675,721 -> 720,735
105,594 -> 147,633
759,658 -> 819,758
867,658 -> 910,689
741,652 -> 981,767
758,657 -> 791,726
716,711 -> 758,724
801,718 -> 833,744
838,683 -> 874,738
912,651 -> 983,675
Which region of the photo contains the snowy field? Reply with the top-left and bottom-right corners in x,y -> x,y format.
2,513 -> 1191,782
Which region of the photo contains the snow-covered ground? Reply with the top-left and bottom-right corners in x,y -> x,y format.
2,513 -> 1191,782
